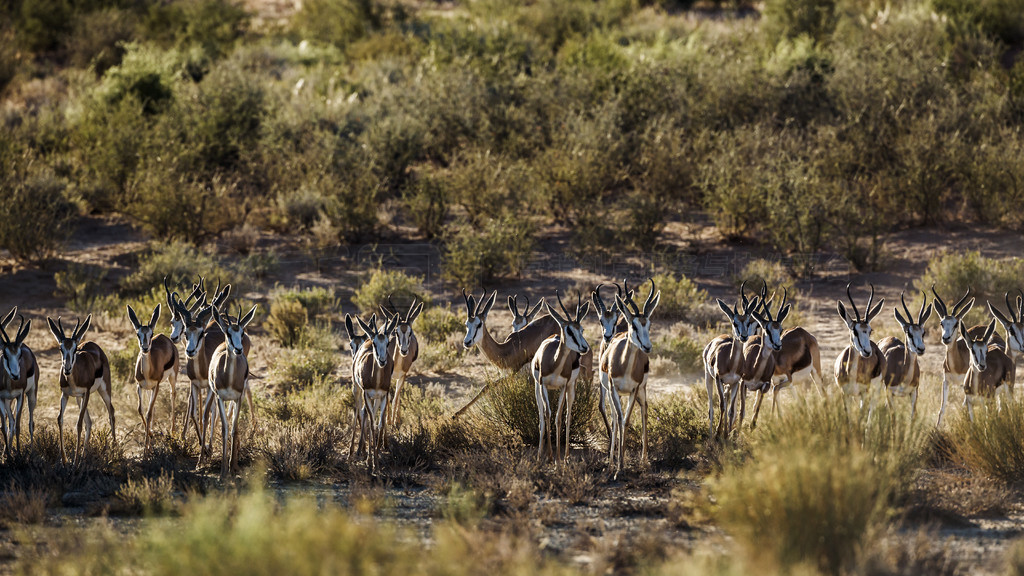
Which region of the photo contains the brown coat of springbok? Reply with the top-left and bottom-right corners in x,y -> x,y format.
47,315 -> 115,467
0,310 -> 37,455
127,303 -> 180,455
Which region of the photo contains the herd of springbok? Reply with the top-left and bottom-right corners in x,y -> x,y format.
0,276 -> 1015,479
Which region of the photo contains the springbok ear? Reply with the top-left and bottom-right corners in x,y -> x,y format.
837,301 -> 850,325
866,298 -> 885,323
526,299 -> 543,322
16,319 -> 30,346
356,315 -> 375,336
196,306 -> 213,326
345,314 -> 357,339
777,303 -> 791,324
409,302 -> 424,323
645,291 -> 661,317
956,298 -> 975,319
989,301 -> 1011,328
507,295 -> 516,314
577,301 -> 591,321
544,302 -> 566,326
76,315 -> 92,340
718,299 -> 734,318
127,305 -> 141,329
149,304 -> 161,328
920,303 -> 933,325
893,306 -> 908,328
983,318 -> 997,342
615,294 -> 634,320
239,304 -> 258,328
592,291 -> 605,313
0,307 -> 16,331
481,291 -> 497,317
47,317 -> 62,342
959,321 -> 971,343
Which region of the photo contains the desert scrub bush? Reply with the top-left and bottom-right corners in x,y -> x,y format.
269,348 -> 337,392
655,326 -> 706,374
442,216 -> 537,288
114,471 -> 177,516
645,392 -> 706,467
351,268 -> 428,316
480,371 -> 596,447
18,485 -> 579,575
630,272 -> 711,324
733,258 -> 795,294
0,161 -> 77,263
416,303 -> 463,345
948,399 -> 1024,483
54,263 -> 109,312
714,397 -> 928,575
916,251 -> 1024,328
118,241 -> 235,296
763,0 -> 838,44
291,0 -> 379,49
94,42 -> 179,116
266,298 -> 307,348
402,172 -> 448,239
258,419 -> 344,481
272,285 -> 338,321
0,483 -> 51,525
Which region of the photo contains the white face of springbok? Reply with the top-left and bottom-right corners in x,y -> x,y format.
616,279 -> 662,355
547,292 -> 590,355
47,315 -> 92,378
127,303 -> 161,354
716,294 -> 760,344
753,291 -> 790,352
213,305 -> 257,357
931,286 -> 974,346
463,290 -> 497,349
380,297 -> 423,356
989,291 -> 1024,356
344,313 -> 373,360
359,315 -> 397,368
508,295 -> 544,333
591,283 -> 634,344
962,319 -> 997,372
894,292 -> 932,356
164,277 -> 207,344
0,311 -> 28,381
837,283 -> 884,359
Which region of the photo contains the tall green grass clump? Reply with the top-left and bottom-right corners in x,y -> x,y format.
949,398 -> 1024,483
481,371 -> 596,447
351,268 -> 428,316
713,397 -> 928,575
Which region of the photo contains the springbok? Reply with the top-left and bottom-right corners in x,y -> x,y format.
932,287 -> 1004,426
127,303 -> 180,455
344,312 -> 375,460
590,283 -> 632,441
737,292 -> 789,431
531,292 -> 590,463
173,287 -> 255,452
47,316 -> 115,467
989,291 -> 1024,362
703,293 -> 760,438
351,314 -> 399,474
601,280 -> 660,478
453,290 -> 569,418
876,292 -> 932,419
379,297 -> 423,428
164,277 -> 205,345
834,283 -> 885,407
961,319 -> 1015,420
0,310 -> 37,454
508,294 -> 545,334
199,304 -> 257,480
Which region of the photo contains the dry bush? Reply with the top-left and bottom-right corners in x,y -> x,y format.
0,483 -> 52,525
351,268 -> 428,316
114,471 -> 177,516
266,298 -> 307,348
442,216 -> 537,288
916,251 -> 1024,328
948,399 -> 1024,483
258,420 -> 344,482
480,372 -> 596,448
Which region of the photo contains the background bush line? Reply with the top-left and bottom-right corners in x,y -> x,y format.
4,0 -> 1024,276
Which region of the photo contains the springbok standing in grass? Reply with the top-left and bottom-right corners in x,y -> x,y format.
876,292 -> 932,419
703,291 -> 760,439
834,283 -> 885,408
47,316 -> 115,467
602,280 -> 660,478
379,297 -> 423,429
989,291 -> 1024,364
532,292 -> 590,463
508,294 -> 545,335
453,290 -> 566,418
932,287 -> 1005,426
590,282 -> 635,442
737,292 -> 788,431
0,310 -> 37,455
164,277 -> 205,345
345,312 -> 373,459
199,304 -> 257,480
127,303 -> 180,455
961,319 -> 1015,420
351,314 -> 398,474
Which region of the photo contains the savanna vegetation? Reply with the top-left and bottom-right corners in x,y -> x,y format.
4,0 -> 1024,574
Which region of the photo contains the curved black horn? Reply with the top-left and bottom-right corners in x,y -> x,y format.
643,278 -> 656,315
952,287 -> 972,316
866,283 -> 876,320
846,283 -> 861,322
555,289 -> 572,319
900,291 -> 912,325
930,284 -> 947,316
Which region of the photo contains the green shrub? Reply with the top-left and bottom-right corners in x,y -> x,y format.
266,298 -> 308,348
915,251 -> 1024,328
270,349 -> 337,392
714,397 -> 927,574
480,371 -> 596,447
114,472 -> 177,516
67,8 -> 135,74
108,347 -> 137,387
292,0 -> 379,49
442,216 -> 536,288
351,268 -> 428,316
631,272 -> 709,324
763,0 -> 838,44
119,241 -> 233,296
949,398 -> 1024,483
733,258 -> 795,294
54,264 -> 109,312
402,172 -> 448,239
415,303 -> 463,345
645,392 -> 705,467
95,42 -> 178,115
0,165 -> 76,264
655,328 -> 706,374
